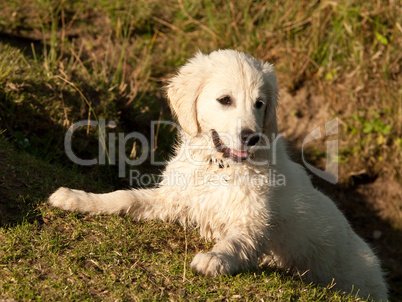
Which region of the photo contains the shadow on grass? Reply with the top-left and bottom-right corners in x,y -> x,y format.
0,31 -> 44,59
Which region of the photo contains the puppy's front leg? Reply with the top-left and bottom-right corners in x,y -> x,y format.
191,232 -> 264,277
48,187 -> 181,222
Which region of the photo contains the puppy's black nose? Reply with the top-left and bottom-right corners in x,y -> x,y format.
240,129 -> 260,146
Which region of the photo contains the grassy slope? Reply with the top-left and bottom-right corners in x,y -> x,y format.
0,138 -> 359,301
0,0 -> 401,300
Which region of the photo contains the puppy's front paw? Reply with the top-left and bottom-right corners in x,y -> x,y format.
48,187 -> 83,212
190,252 -> 232,277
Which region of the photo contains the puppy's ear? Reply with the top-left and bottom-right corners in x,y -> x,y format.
262,62 -> 279,140
166,52 -> 206,136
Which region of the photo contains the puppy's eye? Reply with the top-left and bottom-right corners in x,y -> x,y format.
217,96 -> 232,106
255,98 -> 264,109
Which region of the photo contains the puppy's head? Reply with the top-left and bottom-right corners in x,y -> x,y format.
167,49 -> 278,162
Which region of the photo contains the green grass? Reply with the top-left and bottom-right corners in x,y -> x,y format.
0,0 -> 401,300
0,215 -> 361,301
0,138 -> 361,301
0,140 -> 360,300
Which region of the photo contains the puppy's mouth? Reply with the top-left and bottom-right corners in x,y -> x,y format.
211,130 -> 249,162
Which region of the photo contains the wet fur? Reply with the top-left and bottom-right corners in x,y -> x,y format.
49,50 -> 387,301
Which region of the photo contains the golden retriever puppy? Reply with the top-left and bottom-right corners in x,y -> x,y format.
49,50 -> 387,301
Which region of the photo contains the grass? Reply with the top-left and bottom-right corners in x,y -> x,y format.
0,0 -> 401,300
0,215 -> 360,301
0,140 -> 358,301
0,137 -> 361,300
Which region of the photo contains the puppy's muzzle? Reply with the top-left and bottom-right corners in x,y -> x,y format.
212,129 -> 260,162
240,129 -> 260,147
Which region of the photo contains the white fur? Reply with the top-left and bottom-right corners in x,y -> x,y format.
49,50 -> 387,301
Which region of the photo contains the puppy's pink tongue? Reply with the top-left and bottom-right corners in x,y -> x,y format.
231,149 -> 248,159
